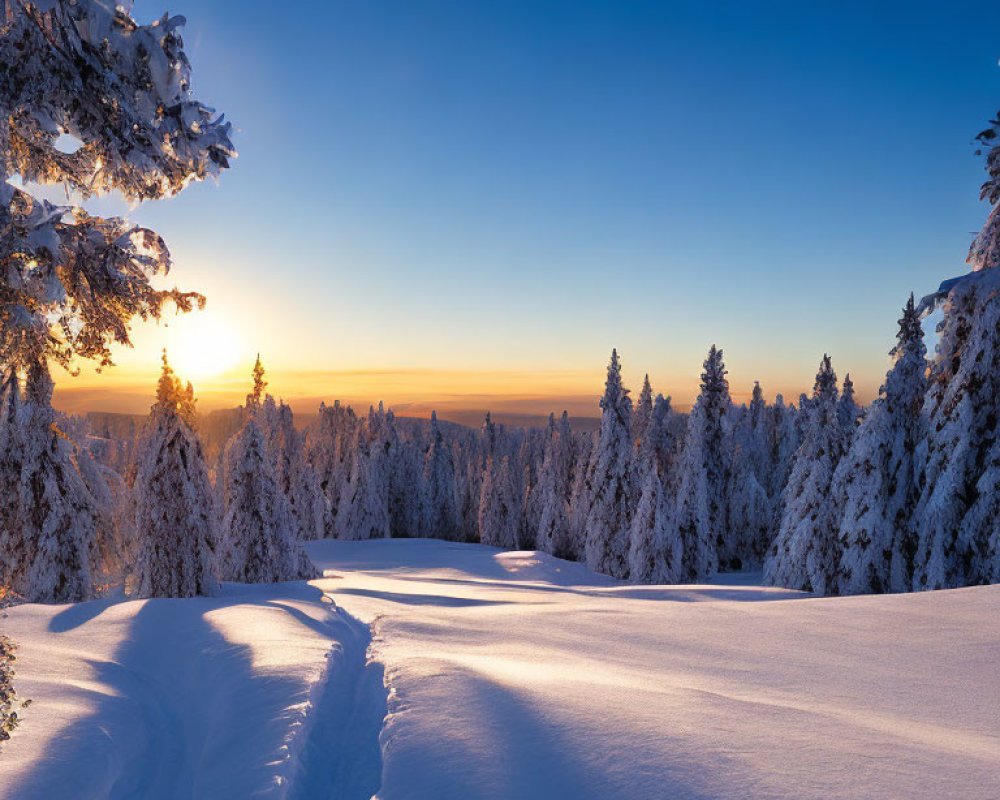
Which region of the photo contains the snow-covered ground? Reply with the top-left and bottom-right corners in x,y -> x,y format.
2,539 -> 998,799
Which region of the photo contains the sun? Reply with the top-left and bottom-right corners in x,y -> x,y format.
166,311 -> 245,380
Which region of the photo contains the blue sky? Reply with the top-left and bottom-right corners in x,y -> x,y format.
58,1 -> 1000,413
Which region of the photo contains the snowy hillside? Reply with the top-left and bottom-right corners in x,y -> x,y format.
2,539 -> 998,799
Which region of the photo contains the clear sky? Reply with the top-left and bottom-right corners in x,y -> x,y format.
52,0 -> 1000,418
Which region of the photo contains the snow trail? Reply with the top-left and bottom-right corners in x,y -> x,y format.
286,606 -> 387,800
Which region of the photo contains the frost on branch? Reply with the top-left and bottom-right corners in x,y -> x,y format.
0,0 -> 234,369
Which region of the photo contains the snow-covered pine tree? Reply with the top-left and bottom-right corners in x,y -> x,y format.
728,382 -> 773,568
220,410 -> 314,583
478,456 -> 519,548
834,295 -> 927,595
336,409 -> 391,541
907,107 -> 1000,590
534,415 -> 573,558
627,448 -> 681,584
638,394 -> 676,487
19,362 -> 98,603
764,355 -> 851,593
308,401 -> 358,536
631,374 -> 654,448
838,374 -> 861,434
422,412 -> 461,540
582,349 -> 635,579
262,397 -> 324,541
132,355 -> 217,598
0,371 -> 25,593
388,428 -> 426,539
668,345 -> 732,580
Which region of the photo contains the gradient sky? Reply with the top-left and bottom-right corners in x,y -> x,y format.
52,0 -> 1000,417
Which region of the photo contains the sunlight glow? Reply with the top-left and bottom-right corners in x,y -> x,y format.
165,311 -> 245,380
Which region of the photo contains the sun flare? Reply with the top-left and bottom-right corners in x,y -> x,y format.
165,311 -> 245,381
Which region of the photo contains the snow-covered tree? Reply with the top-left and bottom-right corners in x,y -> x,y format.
582,349 -> 634,579
261,397 -> 324,541
967,107 -> 1000,270
912,267 -> 1000,589
631,374 -> 654,448
838,374 -> 861,434
765,355 -> 851,593
668,345 -> 731,580
0,371 -> 26,592
19,362 -> 98,603
478,456 -> 519,548
834,295 -> 927,595
728,383 -> 773,568
535,412 -> 578,559
131,355 -> 217,598
0,0 -> 234,373
627,451 -> 681,584
308,401 -> 358,535
638,394 -> 676,487
423,412 -> 461,540
335,409 -> 391,541
219,411 -> 314,583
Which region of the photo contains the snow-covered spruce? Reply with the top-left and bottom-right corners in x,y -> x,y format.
912,267 -> 1000,589
628,448 -> 681,584
581,350 -> 635,580
261,396 -> 325,541
833,295 -> 927,595
220,412 -> 315,583
18,363 -> 98,603
668,345 -> 732,580
535,412 -> 579,559
422,412 -> 462,540
631,374 -> 654,448
478,456 -> 520,548
0,370 -> 26,592
727,382 -> 774,568
638,393 -> 677,489
131,356 -> 217,598
335,409 -> 391,541
765,355 -> 851,594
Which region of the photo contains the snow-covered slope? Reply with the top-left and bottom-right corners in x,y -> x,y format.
1,539 -> 997,800
310,539 -> 999,800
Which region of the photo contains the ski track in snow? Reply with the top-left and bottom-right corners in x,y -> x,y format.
0,584 -> 389,800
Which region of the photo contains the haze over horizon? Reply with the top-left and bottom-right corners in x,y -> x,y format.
46,0 -> 1000,416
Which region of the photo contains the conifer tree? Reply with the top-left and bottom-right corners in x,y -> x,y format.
668,345 -> 732,580
909,107 -> 1000,590
19,362 -> 98,603
627,450 -> 681,584
336,410 -> 391,541
834,295 -> 927,594
536,412 -> 578,559
764,355 -> 851,593
728,383 -> 773,567
479,456 -> 519,548
0,371 -> 25,592
582,349 -> 635,579
631,374 -> 654,448
638,394 -> 676,486
838,374 -> 861,433
132,355 -> 217,598
423,411 -> 461,540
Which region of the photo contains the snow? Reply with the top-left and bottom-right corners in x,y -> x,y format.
2,538 -> 998,799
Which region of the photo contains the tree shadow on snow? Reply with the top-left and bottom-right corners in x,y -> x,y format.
8,582 -> 378,800
333,586 -> 531,608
